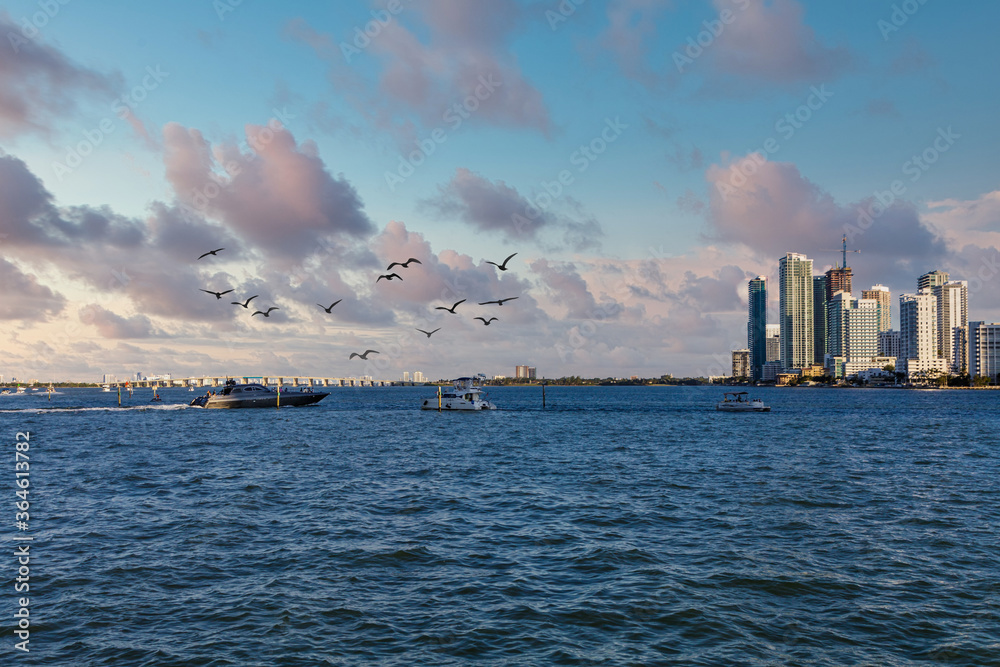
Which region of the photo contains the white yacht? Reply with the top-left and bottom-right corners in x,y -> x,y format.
716,392 -> 770,412
421,377 -> 497,411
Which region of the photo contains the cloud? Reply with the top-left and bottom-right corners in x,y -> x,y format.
0,14 -> 119,138
422,168 -> 603,251
162,122 -> 375,260
531,258 -> 623,320
79,304 -> 158,339
598,0 -> 674,88
0,257 -> 65,320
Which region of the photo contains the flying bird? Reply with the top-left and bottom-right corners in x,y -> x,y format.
252,307 -> 280,317
416,328 -> 441,338
317,300 -> 342,313
474,317 -> 499,326
478,297 -> 519,306
197,248 -> 225,260
485,253 -> 517,271
376,273 -> 403,282
231,295 -> 259,308
386,258 -> 422,270
435,299 -> 466,314
349,350 -> 380,360
201,288 -> 234,299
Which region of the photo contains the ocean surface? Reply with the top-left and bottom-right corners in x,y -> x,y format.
2,385 -> 998,666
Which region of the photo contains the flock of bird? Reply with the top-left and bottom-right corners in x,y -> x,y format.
197,248 -> 521,361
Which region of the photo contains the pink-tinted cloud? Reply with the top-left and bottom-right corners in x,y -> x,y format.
531,258 -> 624,320
162,122 -> 374,260
79,304 -> 158,339
0,257 -> 65,320
0,15 -> 119,138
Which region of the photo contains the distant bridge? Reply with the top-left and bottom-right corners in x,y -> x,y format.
109,376 -> 389,389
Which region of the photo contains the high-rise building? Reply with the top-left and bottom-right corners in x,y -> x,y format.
515,365 -> 529,379
952,327 -> 968,376
812,275 -> 828,365
402,371 -> 410,382
747,276 -> 767,381
527,367 -> 536,380
879,330 -> 901,359
825,266 -> 852,301
862,284 -> 892,332
827,294 -> 880,361
899,290 -> 947,378
779,253 -> 814,370
968,322 -> 1000,382
937,281 -> 968,373
918,270 -> 950,291
765,324 -> 781,362
414,371 -> 425,383
731,349 -> 750,379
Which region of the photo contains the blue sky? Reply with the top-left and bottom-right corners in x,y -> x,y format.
2,0 -> 999,381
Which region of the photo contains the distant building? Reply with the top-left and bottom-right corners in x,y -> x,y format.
937,281 -> 968,373
952,327 -> 968,377
402,372 -> 410,382
731,349 -> 750,379
779,253 -> 815,370
825,266 -> 852,301
862,284 -> 892,332
827,293 -> 880,362
413,371 -> 425,383
968,322 -> 1000,382
761,361 -> 783,382
918,269 -> 950,291
527,367 -> 536,380
899,290 -> 947,378
516,365 -> 536,380
102,374 -> 116,384
812,275 -> 828,365
747,276 -> 767,381
879,330 -> 901,359
765,324 -> 781,362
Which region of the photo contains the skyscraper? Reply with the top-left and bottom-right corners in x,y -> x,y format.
766,324 -> 781,362
747,276 -> 767,381
828,293 -> 880,361
812,275 -> 828,365
778,253 -> 814,370
918,270 -> 949,291
825,266 -> 852,301
937,281 -> 968,373
899,289 -> 947,378
731,349 -> 750,379
862,284 -> 892,332
968,322 -> 1000,382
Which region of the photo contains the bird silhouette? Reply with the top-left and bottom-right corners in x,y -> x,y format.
386,258 -> 422,270
252,307 -> 280,317
478,297 -> 519,306
416,328 -> 441,338
435,299 -> 466,313
376,273 -> 403,282
349,350 -> 380,360
317,300 -> 342,313
201,288 -> 234,299
197,248 -> 224,260
485,253 -> 517,271
231,295 -> 259,308
474,317 -> 499,326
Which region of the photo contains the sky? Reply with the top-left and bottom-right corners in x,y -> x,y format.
1,0 -> 999,382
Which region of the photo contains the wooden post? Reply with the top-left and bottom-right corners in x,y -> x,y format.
117,385 -> 121,407
542,382 -> 546,408
437,385 -> 441,412
277,384 -> 280,408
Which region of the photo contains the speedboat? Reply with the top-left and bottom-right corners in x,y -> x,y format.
421,377 -> 497,411
190,379 -> 329,408
716,391 -> 770,412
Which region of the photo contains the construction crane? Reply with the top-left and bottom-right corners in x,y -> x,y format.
820,235 -> 861,269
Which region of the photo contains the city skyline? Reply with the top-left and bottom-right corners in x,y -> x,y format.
2,1 -> 1000,381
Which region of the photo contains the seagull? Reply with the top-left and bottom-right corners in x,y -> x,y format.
474,317 -> 499,326
478,297 -> 519,306
252,307 -> 280,317
201,288 -> 234,299
197,248 -> 225,260
435,299 -> 466,313
317,300 -> 342,313
231,295 -> 259,308
349,350 -> 380,360
376,273 -> 403,282
386,258 -> 422,270
416,328 -> 441,338
485,253 -> 517,271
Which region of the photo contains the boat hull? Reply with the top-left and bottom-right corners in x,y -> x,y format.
191,388 -> 329,408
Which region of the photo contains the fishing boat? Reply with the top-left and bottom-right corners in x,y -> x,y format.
715,391 -> 770,412
421,377 -> 497,411
190,379 -> 328,408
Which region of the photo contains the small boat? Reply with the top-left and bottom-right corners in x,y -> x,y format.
150,389 -> 163,403
190,379 -> 328,409
101,384 -> 111,392
716,391 -> 770,412
421,377 -> 497,411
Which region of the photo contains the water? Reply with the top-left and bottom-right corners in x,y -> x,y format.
2,386 -> 998,665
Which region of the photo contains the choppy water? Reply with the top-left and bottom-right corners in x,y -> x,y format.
2,386 -> 998,665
